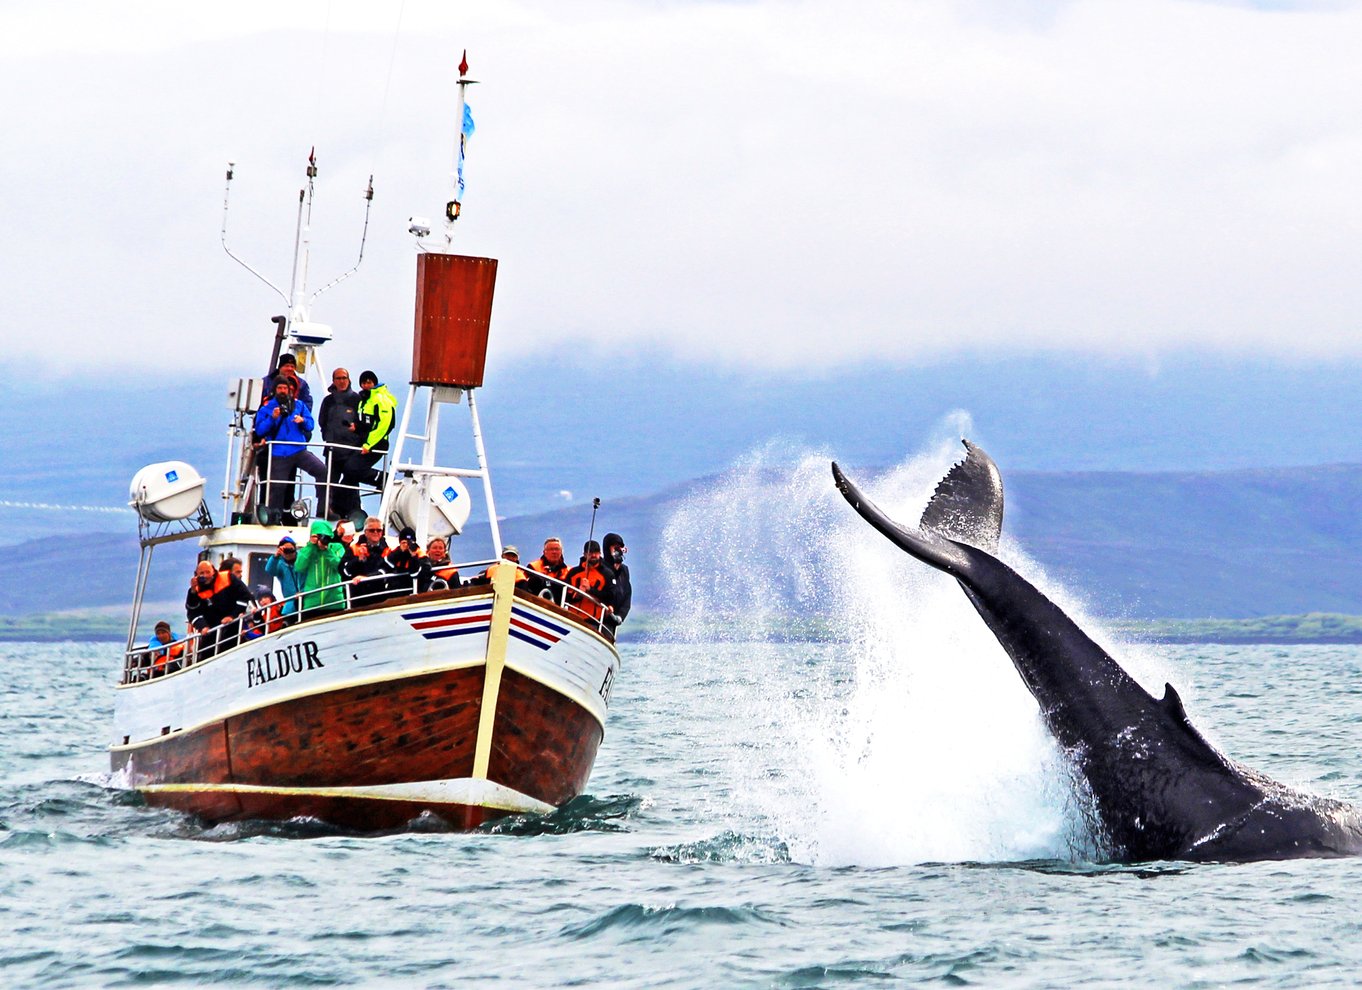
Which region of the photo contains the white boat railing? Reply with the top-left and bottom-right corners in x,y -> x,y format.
121,557 -> 614,684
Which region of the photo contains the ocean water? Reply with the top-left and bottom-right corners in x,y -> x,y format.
4,638 -> 1362,988
8,443 -> 1362,987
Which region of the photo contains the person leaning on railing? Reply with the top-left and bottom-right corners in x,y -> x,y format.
253,377 -> 327,518
185,558 -> 252,659
564,540 -> 614,625
342,517 -> 396,606
145,620 -> 185,675
426,537 -> 461,588
525,537 -> 569,604
339,370 -> 398,501
387,527 -> 433,593
294,520 -> 346,616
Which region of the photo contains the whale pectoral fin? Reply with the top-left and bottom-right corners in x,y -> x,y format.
831,461 -> 968,575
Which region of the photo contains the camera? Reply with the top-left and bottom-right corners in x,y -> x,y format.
408,216 -> 432,238
278,394 -> 294,416
316,534 -> 332,547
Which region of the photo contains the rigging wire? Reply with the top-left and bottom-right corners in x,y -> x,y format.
369,0 -> 408,180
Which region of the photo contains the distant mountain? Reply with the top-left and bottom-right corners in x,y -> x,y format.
9,462 -> 1362,621
8,351 -> 1362,547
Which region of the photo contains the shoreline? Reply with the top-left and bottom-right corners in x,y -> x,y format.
8,612 -> 1362,646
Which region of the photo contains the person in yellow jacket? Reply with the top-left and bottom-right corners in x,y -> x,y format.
339,370 -> 398,510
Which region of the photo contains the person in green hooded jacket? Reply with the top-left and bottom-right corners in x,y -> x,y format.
338,370 -> 398,510
293,520 -> 346,616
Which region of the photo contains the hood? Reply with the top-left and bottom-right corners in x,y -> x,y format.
309,520 -> 334,538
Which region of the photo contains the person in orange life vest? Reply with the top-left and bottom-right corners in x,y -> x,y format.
426,537 -> 460,587
244,587 -> 285,640
565,540 -> 614,622
185,559 -> 252,657
144,620 -> 186,674
388,527 -> 433,593
526,536 -> 569,602
481,546 -> 529,587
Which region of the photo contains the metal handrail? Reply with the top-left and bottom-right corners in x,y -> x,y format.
253,437 -> 390,521
121,555 -> 614,684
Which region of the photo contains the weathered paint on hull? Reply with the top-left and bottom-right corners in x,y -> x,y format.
112,666 -> 602,830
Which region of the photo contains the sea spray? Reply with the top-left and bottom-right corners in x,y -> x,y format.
656,433 -> 1179,865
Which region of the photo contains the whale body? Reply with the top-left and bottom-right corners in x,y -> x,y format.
832,442 -> 1362,862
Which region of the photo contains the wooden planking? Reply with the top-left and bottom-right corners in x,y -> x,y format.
487,668 -> 603,807
225,666 -> 484,788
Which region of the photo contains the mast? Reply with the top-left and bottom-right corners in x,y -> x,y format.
445,50 -> 477,248
383,54 -> 501,556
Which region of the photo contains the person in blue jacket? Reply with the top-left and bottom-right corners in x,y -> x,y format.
253,378 -> 326,517
264,535 -> 303,617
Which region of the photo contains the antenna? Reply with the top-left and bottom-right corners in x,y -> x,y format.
220,152 -> 376,328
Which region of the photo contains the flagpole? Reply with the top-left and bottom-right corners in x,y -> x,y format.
447,51 -> 477,247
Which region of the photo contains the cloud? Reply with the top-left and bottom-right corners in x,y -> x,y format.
4,0 -> 1362,375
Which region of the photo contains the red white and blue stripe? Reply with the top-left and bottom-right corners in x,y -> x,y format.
402,602 -> 492,640
508,606 -> 571,651
401,602 -> 570,651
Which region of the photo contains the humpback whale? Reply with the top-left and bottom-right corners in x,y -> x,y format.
832,442 -> 1362,863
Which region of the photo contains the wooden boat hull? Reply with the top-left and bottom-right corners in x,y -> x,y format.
111,584 -> 618,831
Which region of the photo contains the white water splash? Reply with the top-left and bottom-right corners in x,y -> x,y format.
658,429 -> 1175,867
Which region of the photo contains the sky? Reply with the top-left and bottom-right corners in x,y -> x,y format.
5,0 -> 1362,377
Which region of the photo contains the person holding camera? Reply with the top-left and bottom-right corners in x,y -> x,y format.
341,517 -> 396,607
293,520 -> 346,617
253,378 -> 327,519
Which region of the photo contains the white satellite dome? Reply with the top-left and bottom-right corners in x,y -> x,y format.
129,461 -> 206,523
388,475 -> 473,539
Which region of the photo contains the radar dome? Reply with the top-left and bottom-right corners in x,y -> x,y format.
129,461 -> 206,522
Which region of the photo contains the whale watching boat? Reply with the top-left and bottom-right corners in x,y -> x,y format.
111,63 -> 621,831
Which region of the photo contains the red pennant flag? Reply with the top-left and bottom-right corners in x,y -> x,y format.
459,50 -> 469,77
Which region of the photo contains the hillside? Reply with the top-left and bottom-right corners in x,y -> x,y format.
6,462 -> 1361,620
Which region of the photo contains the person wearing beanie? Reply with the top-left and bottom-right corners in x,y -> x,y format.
565,540 -> 613,625
340,370 -> 399,501
388,526 -> 433,593
253,376 -> 326,520
265,535 -> 303,618
600,533 -> 632,626
262,352 -> 314,410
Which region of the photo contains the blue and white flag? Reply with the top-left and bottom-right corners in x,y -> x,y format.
457,103 -> 476,202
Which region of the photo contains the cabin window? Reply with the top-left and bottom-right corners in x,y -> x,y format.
248,552 -> 272,595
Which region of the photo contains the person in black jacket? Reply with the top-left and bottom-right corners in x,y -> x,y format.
184,558 -> 253,659
317,368 -> 362,519
387,527 -> 433,594
341,517 -> 395,607
601,533 -> 632,628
